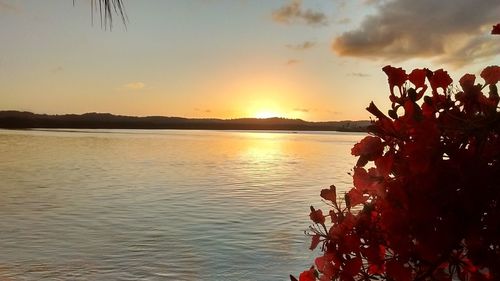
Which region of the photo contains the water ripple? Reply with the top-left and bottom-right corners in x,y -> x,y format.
0,129 -> 362,280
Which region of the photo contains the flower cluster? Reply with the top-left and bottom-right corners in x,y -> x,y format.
291,23 -> 500,281
292,63 -> 500,281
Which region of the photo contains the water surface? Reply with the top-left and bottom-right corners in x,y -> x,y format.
0,129 -> 363,280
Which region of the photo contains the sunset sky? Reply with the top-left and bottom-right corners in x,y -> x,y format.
1,0 -> 499,121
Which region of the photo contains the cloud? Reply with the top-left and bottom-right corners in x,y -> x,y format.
293,108 -> 309,113
0,1 -> 19,13
286,41 -> 316,50
348,72 -> 370,77
124,82 -> 145,90
362,0 -> 383,5
437,36 -> 500,66
272,0 -> 328,26
335,18 -> 351,25
286,59 -> 300,65
332,0 -> 500,67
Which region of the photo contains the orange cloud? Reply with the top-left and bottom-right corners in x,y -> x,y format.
286,41 -> 316,50
272,0 -> 328,26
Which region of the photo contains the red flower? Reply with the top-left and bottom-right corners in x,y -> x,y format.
383,65 -> 407,96
353,167 -> 384,196
309,234 -> 321,250
346,188 -> 367,208
408,69 -> 427,89
298,268 -> 316,281
429,69 -> 452,93
351,136 -> 384,167
339,235 -> 361,254
362,245 -> 386,272
315,253 -> 337,277
320,185 -> 336,202
386,260 -> 412,281
375,154 -> 393,177
492,23 -> 500,34
480,65 -> 500,85
309,206 -> 325,225
343,256 -> 362,276
459,73 -> 476,90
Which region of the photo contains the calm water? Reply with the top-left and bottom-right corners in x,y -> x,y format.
0,129 -> 363,281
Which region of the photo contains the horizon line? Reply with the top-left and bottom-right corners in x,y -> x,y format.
0,109 -> 369,123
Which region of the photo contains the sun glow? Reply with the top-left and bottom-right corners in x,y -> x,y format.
248,100 -> 288,119
254,110 -> 282,119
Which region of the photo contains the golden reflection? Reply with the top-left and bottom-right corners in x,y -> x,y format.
237,132 -> 284,162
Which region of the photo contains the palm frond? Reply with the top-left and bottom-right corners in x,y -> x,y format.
74,0 -> 127,30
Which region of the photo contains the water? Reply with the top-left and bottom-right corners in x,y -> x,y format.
0,129 -> 363,280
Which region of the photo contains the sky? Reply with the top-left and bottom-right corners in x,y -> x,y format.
0,0 -> 499,121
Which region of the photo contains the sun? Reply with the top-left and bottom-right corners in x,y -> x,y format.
246,98 -> 290,119
254,110 -> 282,119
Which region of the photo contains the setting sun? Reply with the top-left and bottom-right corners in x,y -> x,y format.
247,100 -> 285,119
254,110 -> 282,119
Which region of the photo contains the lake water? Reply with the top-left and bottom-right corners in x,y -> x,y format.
0,129 -> 363,281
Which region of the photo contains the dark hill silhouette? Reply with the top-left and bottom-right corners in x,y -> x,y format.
0,111 -> 369,132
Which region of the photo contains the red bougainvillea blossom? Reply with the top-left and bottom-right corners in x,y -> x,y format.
292,64 -> 500,281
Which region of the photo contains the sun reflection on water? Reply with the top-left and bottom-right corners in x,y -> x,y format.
0,129 -> 363,281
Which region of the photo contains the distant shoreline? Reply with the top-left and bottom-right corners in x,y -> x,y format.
0,111 -> 370,133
